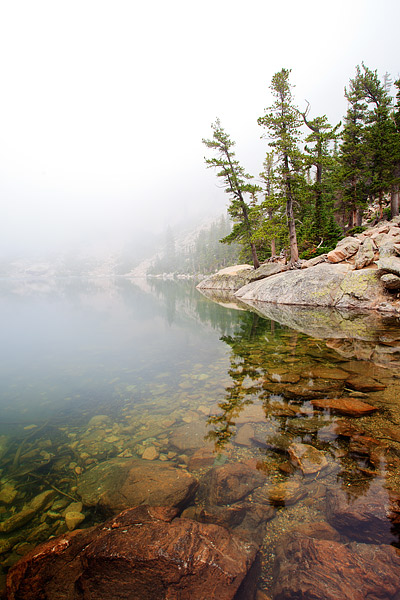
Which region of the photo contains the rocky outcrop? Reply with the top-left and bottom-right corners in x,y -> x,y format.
196,263 -> 287,292
77,458 -> 199,514
197,219 -> 400,313
235,262 -> 391,311
196,265 -> 254,292
7,505 -> 259,600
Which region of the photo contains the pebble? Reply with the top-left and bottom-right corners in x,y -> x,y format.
65,511 -> 85,531
142,446 -> 159,460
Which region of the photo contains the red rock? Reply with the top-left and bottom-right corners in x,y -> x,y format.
326,483 -> 400,544
235,423 -> 255,447
288,443 -> 328,475
345,374 -> 386,392
170,421 -> 213,450
273,531 -> 400,600
205,463 -> 266,506
187,446 -> 215,470
77,458 -> 198,514
311,397 -> 378,416
7,506 -> 259,600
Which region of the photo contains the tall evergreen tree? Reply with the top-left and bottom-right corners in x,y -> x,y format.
254,153 -> 287,257
300,102 -> 341,234
258,69 -> 304,264
203,119 -> 261,269
356,64 -> 397,218
339,67 -> 371,227
391,79 -> 400,217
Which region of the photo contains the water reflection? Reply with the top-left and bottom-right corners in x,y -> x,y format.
203,290 -> 400,561
1,279 -> 400,597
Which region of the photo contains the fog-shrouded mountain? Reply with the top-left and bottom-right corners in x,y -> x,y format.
0,214 -> 237,279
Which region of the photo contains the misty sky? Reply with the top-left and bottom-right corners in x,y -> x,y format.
1,0 -> 399,257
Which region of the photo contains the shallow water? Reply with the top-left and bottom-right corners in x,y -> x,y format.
1,277 -> 400,597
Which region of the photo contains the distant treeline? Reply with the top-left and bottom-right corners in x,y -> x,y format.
147,215 -> 241,275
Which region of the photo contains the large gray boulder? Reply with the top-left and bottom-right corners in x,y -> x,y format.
196,263 -> 287,292
196,265 -> 253,291
235,262 -> 390,311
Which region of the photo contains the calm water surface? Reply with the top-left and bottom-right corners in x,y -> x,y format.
1,277 -> 400,596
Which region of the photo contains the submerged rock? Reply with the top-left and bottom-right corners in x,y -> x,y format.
311,397 -> 378,417
325,483 -> 400,544
7,506 -> 259,600
170,421 -> 212,451
266,481 -> 307,506
77,458 -> 199,514
273,531 -> 400,600
204,463 -> 265,506
288,443 -> 328,475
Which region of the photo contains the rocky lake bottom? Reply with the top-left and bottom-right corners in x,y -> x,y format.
1,277 -> 400,599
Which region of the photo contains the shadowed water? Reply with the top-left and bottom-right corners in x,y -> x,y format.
1,277 -> 400,597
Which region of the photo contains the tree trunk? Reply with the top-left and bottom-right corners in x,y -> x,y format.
379,191 -> 384,220
287,197 -> 299,263
315,163 -> 323,231
270,239 -> 276,256
250,243 -> 260,270
283,157 -> 299,264
356,207 -> 363,227
391,185 -> 400,218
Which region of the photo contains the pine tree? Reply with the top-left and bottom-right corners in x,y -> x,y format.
253,153 -> 287,257
339,66 -> 371,227
357,64 -> 397,219
203,119 -> 261,269
391,79 -> 400,217
300,102 -> 341,234
258,69 -> 304,264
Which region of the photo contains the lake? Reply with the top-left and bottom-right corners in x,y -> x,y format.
1,276 -> 400,598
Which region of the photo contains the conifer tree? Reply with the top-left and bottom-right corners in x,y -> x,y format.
300,103 -> 341,234
357,64 -> 397,218
258,69 -> 303,264
202,119 -> 261,269
253,153 -> 287,257
391,79 -> 400,217
339,67 -> 371,227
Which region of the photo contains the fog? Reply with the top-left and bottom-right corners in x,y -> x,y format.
1,0 -> 399,259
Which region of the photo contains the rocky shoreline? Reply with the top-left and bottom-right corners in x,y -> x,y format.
197,218 -> 400,315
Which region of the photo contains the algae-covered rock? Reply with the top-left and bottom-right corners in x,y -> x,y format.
236,263 -> 351,306
235,263 -> 389,311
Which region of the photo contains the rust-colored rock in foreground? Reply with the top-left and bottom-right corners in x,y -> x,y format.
6,505 -> 259,600
310,397 -> 378,416
273,531 -> 400,600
